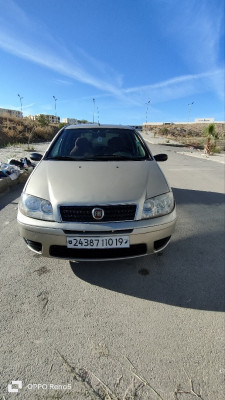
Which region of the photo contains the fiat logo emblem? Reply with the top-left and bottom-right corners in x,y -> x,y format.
92,208 -> 104,220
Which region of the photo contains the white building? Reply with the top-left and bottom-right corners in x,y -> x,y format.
195,118 -> 215,123
34,114 -> 60,124
62,118 -> 79,124
0,108 -> 23,118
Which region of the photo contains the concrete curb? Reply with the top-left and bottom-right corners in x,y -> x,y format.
177,151 -> 225,164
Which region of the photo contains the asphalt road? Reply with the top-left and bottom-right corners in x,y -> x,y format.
0,143 -> 224,400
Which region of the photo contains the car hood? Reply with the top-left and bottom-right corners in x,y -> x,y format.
25,160 -> 169,205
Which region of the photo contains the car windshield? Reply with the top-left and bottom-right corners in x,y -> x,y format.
45,127 -> 150,161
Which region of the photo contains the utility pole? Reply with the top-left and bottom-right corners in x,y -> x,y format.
188,102 -> 194,122
93,98 -> 95,123
145,100 -> 151,124
18,94 -> 23,113
53,96 -> 58,116
97,106 -> 100,124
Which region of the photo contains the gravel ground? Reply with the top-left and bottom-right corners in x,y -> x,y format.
1,142 -> 224,400
0,142 -> 50,164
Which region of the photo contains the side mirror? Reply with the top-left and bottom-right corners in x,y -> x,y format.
154,153 -> 168,162
30,152 -> 43,162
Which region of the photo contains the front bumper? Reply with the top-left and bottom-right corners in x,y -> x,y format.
17,208 -> 176,260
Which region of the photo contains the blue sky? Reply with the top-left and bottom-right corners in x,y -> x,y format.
0,0 -> 224,124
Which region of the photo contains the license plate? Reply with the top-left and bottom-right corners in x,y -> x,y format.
66,236 -> 130,249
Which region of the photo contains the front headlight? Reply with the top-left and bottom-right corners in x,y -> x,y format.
141,192 -> 174,219
19,193 -> 54,221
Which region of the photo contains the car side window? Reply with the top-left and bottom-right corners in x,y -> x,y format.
49,137 -> 63,157
133,134 -> 147,157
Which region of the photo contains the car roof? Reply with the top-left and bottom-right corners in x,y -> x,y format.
64,124 -> 135,130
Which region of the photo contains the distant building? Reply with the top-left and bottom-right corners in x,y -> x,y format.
195,118 -> 215,123
62,118 -> 79,124
0,108 -> 23,118
143,122 -> 163,127
143,119 -> 219,128
34,114 -> 60,124
27,115 -> 35,120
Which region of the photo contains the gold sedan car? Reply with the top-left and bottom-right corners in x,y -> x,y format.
17,125 -> 176,260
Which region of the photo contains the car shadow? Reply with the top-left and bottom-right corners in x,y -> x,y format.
70,188 -> 225,312
0,183 -> 24,211
173,187 -> 225,205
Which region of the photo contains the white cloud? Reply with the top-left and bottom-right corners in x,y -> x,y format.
54,79 -> 74,86
0,30 -> 121,95
123,69 -> 224,104
163,0 -> 224,72
0,0 -> 223,109
0,0 -> 123,97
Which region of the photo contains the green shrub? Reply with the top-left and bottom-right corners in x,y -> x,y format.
160,127 -> 169,135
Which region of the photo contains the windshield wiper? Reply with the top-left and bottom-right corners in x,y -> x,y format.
83,154 -> 138,161
46,156 -> 74,161
47,155 -> 147,161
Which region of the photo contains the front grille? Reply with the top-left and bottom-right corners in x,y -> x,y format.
63,229 -> 133,234
60,205 -> 137,222
50,244 -> 147,259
